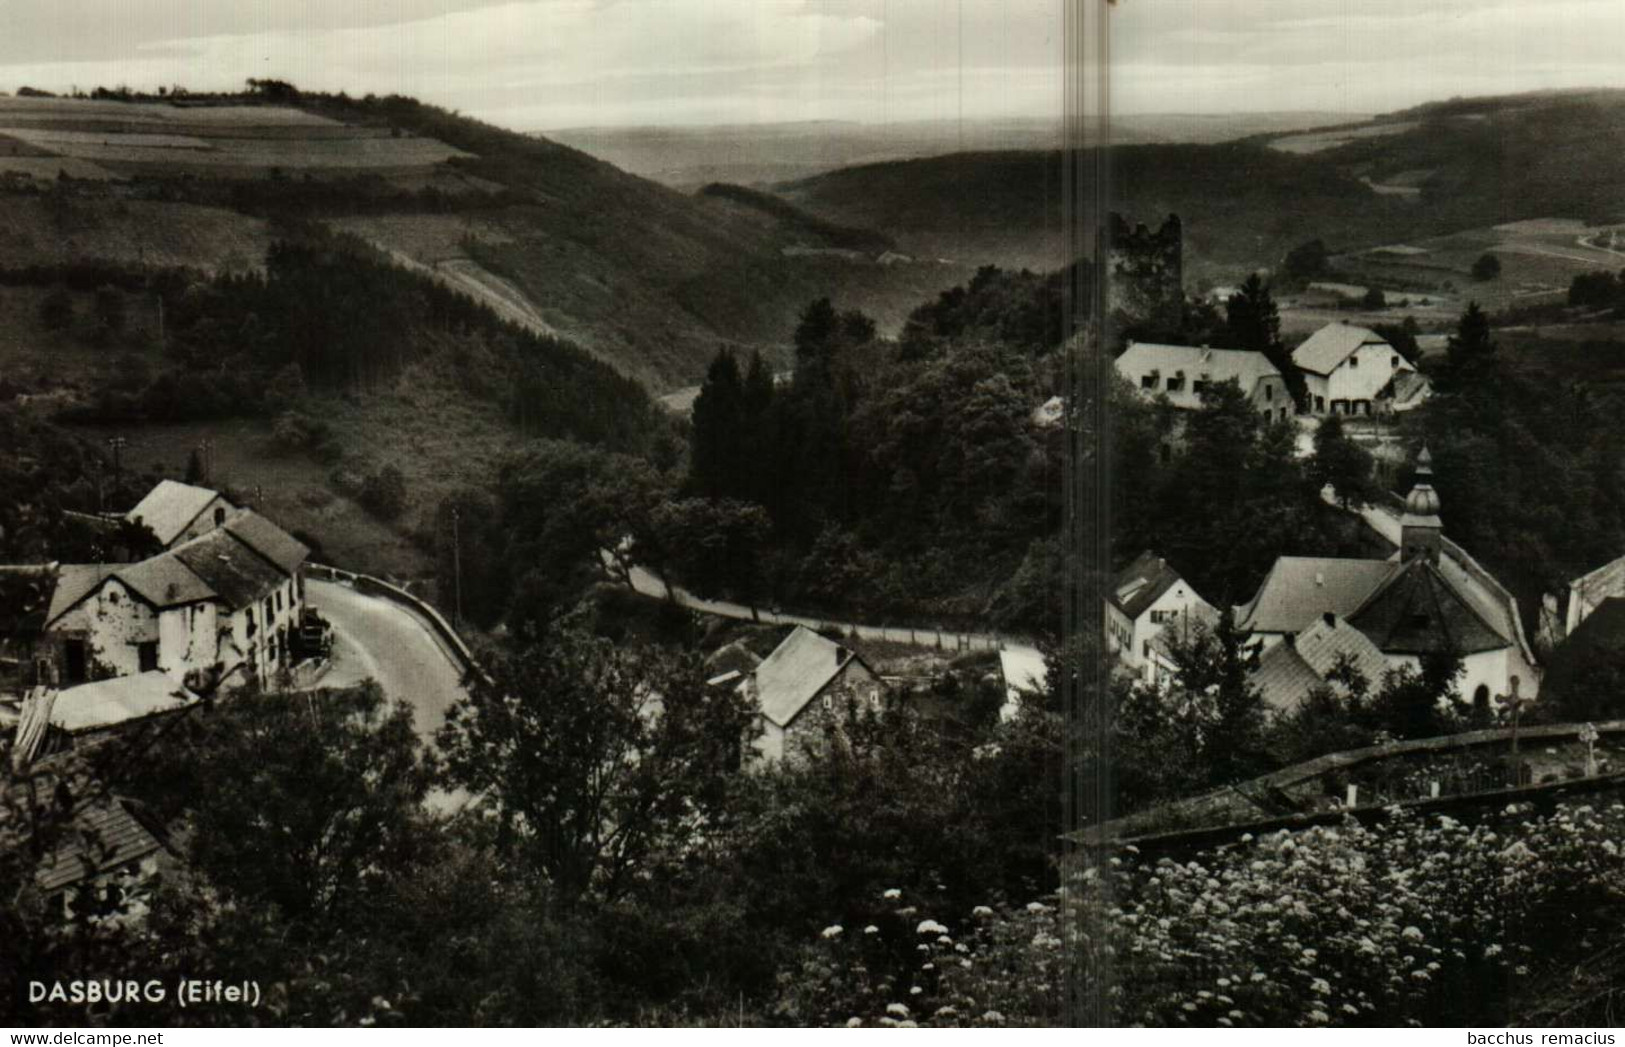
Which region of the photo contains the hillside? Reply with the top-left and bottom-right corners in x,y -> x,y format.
0,91 -> 959,392
776,144 -> 1420,278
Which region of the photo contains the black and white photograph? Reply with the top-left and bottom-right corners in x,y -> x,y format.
5,0 -> 1625,1035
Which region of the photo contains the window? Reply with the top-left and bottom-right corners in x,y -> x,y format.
869,689 -> 881,710
137,642 -> 158,673
1166,372 -> 1185,392
821,694 -> 832,712
1473,684 -> 1490,710
1348,355 -> 1359,369
214,506 -> 227,526
1264,384 -> 1274,401
1315,396 -> 1326,412
1149,609 -> 1176,625
1141,374 -> 1157,389
1142,641 -> 1152,658
1191,380 -> 1206,395
275,591 -> 283,613
1391,355 -> 1400,369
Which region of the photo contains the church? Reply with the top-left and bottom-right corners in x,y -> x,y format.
1235,448 -> 1540,709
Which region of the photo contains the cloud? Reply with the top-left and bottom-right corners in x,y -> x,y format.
0,0 -> 1060,129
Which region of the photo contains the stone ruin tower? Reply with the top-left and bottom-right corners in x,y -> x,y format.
1105,213 -> 1184,331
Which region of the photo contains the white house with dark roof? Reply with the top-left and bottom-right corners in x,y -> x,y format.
1107,551 -> 1218,685
1115,342 -> 1295,421
1,482 -> 311,695
744,626 -> 882,763
1235,448 -> 1539,708
1291,322 -> 1420,416
125,480 -> 236,549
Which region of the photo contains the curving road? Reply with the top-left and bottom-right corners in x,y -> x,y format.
306,578 -> 470,743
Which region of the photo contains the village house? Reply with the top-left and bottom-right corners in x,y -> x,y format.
743,625 -> 882,763
126,479 -> 237,549
1291,322 -> 1423,416
0,484 -> 311,702
34,789 -> 177,923
1235,448 -> 1540,708
1248,611 -> 1392,711
1106,551 -> 1218,686
1115,342 -> 1295,421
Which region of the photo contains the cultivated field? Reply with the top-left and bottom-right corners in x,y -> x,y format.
0,96 -> 470,181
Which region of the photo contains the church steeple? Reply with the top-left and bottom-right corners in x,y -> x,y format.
1400,445 -> 1443,564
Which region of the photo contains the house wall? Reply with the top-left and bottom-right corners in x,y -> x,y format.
1123,584 -> 1215,682
1385,648 -> 1524,708
156,602 -> 220,683
778,659 -> 883,762
51,579 -> 158,680
1316,343 -> 1412,413
164,496 -> 235,549
1250,375 -> 1294,421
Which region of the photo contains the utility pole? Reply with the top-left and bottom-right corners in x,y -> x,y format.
106,435 -> 126,498
450,504 -> 463,628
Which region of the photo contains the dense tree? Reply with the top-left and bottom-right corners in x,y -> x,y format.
651,497 -> 772,611
1471,252 -> 1502,281
38,284 -> 72,331
359,464 -> 408,520
92,284 -> 125,335
1223,274 -> 1305,407
1362,285 -> 1387,309
687,349 -> 748,499
1280,238 -> 1331,288
437,629 -> 756,905
1311,413 -> 1377,508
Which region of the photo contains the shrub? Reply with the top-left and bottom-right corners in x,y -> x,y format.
1076,800 -> 1625,1026
360,464 -> 408,520
1471,253 -> 1502,281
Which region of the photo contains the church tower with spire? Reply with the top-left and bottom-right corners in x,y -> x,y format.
1400,445 -> 1443,565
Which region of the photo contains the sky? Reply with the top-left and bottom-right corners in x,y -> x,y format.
0,0 -> 1062,130
1110,0 -> 1625,117
4,1 -> 1625,132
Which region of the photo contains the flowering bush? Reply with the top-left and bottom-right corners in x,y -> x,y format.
1079,802 -> 1625,1026
771,887 -> 1065,1027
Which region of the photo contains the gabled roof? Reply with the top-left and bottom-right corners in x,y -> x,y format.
1250,643 -> 1325,711
46,565 -> 118,624
116,553 -> 215,609
36,798 -> 170,893
1234,556 -> 1397,634
172,529 -> 287,611
752,626 -> 867,728
1571,553 -> 1625,609
1348,556 -> 1509,655
223,511 -> 308,576
1291,613 -> 1391,685
1110,551 -> 1186,619
1291,322 -> 1395,376
125,480 -> 227,546
1115,343 -> 1282,409
49,671 -> 201,734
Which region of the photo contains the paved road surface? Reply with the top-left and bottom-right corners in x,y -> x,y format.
307,578 -> 469,743
621,564 -> 1047,709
